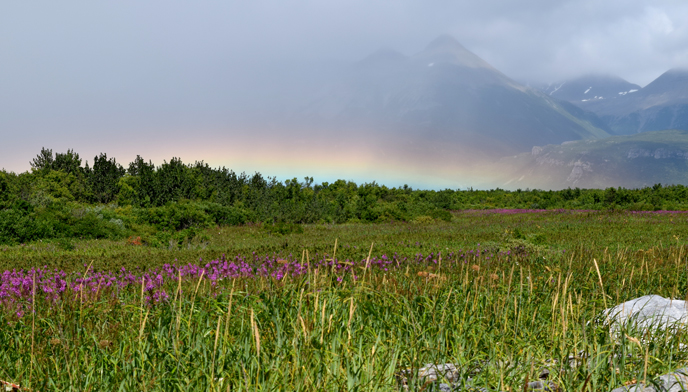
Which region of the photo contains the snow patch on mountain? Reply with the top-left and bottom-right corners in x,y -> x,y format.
549,82 -> 565,95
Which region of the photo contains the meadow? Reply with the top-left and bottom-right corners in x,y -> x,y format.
2,209 -> 688,391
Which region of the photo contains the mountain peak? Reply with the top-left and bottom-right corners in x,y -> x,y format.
417,35 -> 493,69
355,48 -> 407,69
642,67 -> 688,95
651,68 -> 688,84
663,67 -> 688,75
576,73 -> 636,84
424,34 -> 466,51
536,73 -> 640,104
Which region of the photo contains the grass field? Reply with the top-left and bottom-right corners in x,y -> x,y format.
2,210 -> 688,391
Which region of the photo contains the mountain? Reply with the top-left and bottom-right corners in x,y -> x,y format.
537,74 -> 641,104
296,35 -> 609,160
573,69 -> 688,135
492,129 -> 688,190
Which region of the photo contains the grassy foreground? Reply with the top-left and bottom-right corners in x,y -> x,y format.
2,210 -> 688,391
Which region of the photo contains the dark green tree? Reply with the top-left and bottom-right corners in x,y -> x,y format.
30,148 -> 54,171
604,187 -> 618,206
128,155 -> 156,206
154,157 -> 195,205
53,149 -> 83,175
86,153 -> 125,203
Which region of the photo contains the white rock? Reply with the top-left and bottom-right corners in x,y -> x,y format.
610,368 -> 688,391
602,295 -> 688,331
406,363 -> 459,383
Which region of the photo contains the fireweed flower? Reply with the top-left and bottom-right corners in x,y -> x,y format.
0,248 -> 532,317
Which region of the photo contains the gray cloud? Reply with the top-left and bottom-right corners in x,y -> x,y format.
1,0 -> 687,172
447,0 -> 688,85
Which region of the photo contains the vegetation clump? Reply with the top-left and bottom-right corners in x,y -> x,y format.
262,222 -> 304,235
3,148 -> 688,246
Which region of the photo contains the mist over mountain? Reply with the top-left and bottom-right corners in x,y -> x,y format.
578,69 -> 688,135
512,70 -> 688,190
293,35 -> 609,161
534,70 -> 688,136
536,75 -> 641,104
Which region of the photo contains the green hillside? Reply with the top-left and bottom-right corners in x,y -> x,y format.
496,129 -> 688,189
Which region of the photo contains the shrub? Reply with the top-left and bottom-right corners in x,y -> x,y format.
138,201 -> 212,231
56,238 -> 75,251
429,209 -> 452,222
411,215 -> 435,225
262,222 -> 304,235
201,203 -> 249,226
152,227 -> 210,249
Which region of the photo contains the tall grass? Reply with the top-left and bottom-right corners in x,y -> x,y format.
1,209 -> 686,274
1,211 -> 688,390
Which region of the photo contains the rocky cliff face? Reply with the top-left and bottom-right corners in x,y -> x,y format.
492,130 -> 688,189
627,148 -> 688,159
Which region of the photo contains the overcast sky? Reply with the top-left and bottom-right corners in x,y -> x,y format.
2,0 -> 687,176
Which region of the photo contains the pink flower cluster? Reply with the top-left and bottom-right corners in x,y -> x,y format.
462,209 -> 597,214
0,248 -> 524,318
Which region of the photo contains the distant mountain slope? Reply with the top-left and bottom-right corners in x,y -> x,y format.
296,35 -> 609,159
493,129 -> 688,190
538,74 -> 641,104
574,69 -> 688,135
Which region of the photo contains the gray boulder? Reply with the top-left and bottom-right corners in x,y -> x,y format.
397,362 -> 557,391
602,295 -> 688,331
397,363 -> 460,390
610,368 -> 688,391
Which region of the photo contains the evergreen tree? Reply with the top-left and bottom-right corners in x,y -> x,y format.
30,148 -> 54,171
87,153 -> 125,203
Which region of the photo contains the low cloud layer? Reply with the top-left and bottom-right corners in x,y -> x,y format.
1,1 -> 686,177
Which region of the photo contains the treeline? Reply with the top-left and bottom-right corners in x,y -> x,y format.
1,148 -> 688,245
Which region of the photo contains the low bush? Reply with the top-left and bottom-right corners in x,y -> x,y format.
0,202 -> 128,245
262,222 -> 304,235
